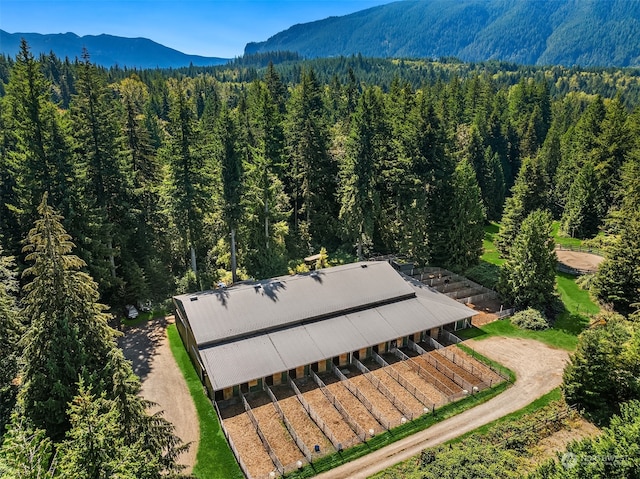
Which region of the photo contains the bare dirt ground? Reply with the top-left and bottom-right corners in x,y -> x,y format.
118,316 -> 199,474
556,249 -> 604,272
314,337 -> 569,479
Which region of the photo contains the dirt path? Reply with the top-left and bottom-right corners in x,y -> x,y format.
119,317 -> 199,474
314,337 -> 568,479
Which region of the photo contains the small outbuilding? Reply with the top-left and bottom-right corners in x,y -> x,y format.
174,261 -> 475,401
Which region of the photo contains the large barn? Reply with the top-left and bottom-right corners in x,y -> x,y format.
174,261 -> 476,401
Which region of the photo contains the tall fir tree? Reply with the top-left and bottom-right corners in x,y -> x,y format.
403,91 -> 453,265
71,49 -> 132,301
19,194 -> 117,439
243,79 -> 289,278
3,40 -> 79,258
217,107 -> 243,283
162,77 -> 211,282
285,68 -> 337,253
497,209 -> 557,310
560,160 -> 601,238
0,250 -> 21,433
591,211 -> 640,315
339,87 -> 385,259
496,155 -> 550,256
445,158 -> 486,270
117,75 -> 171,301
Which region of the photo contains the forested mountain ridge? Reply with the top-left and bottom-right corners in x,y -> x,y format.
245,0 -> 640,68
0,30 -> 229,68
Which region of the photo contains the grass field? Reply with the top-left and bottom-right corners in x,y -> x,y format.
167,324 -> 243,479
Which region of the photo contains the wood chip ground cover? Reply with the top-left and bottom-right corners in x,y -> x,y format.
391,361 -> 448,406
247,391 -> 304,467
220,402 -> 277,478
321,373 -> 385,435
296,378 -> 359,445
271,385 -> 334,453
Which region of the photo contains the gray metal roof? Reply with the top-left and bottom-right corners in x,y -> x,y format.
174,261 -> 416,347
189,262 -> 477,391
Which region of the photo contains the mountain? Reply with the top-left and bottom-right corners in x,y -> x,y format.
245,0 -> 640,67
0,30 -> 229,69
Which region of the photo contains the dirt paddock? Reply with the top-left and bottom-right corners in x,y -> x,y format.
555,248 -> 604,272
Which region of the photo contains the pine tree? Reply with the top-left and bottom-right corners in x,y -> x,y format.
339,87 -> 385,259
243,80 -> 289,278
3,40 -> 79,255
285,68 -> 337,252
562,314 -> 640,424
71,49 -> 131,300
560,160 -> 601,238
0,415 -> 57,479
446,158 -> 486,270
217,107 -> 243,283
162,77 -> 211,281
482,147 -> 506,221
592,95 -> 631,216
56,381 -> 186,479
0,250 -> 20,433
18,194 -> 187,469
496,156 -> 550,256
497,209 -> 557,310
591,211 -> 640,315
401,91 -> 454,265
19,194 -> 116,439
117,75 -> 171,301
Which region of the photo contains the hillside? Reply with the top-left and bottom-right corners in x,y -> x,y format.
0,30 -> 229,68
244,0 -> 640,67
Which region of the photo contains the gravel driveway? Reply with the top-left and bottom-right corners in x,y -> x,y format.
314,337 -> 569,479
119,316 -> 199,474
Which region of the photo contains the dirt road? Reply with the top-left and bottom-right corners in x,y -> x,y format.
119,317 -> 199,474
314,337 -> 569,479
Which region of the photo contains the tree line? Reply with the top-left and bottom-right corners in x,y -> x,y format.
2,39 -> 640,477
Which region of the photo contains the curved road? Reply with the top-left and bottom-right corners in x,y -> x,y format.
315,337 -> 569,479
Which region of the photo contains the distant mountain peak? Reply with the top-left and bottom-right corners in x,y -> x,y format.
245,0 -> 640,68
0,30 -> 229,69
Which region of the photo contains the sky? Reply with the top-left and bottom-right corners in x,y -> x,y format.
1,0 -> 395,58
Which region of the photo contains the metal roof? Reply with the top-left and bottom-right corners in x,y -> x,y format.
188,262 -> 477,391
174,261 -> 416,347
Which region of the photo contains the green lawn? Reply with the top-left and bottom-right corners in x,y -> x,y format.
458,223 -> 601,350
550,221 -> 585,248
481,222 -> 505,267
457,317 -> 581,350
167,324 -> 243,479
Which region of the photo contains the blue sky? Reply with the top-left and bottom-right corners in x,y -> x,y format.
1,0 -> 394,58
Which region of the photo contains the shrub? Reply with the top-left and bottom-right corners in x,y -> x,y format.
511,308 -> 549,330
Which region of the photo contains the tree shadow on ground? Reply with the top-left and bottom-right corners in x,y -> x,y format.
118,316 -> 169,382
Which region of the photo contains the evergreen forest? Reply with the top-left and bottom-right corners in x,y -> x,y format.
1,41 -> 640,477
